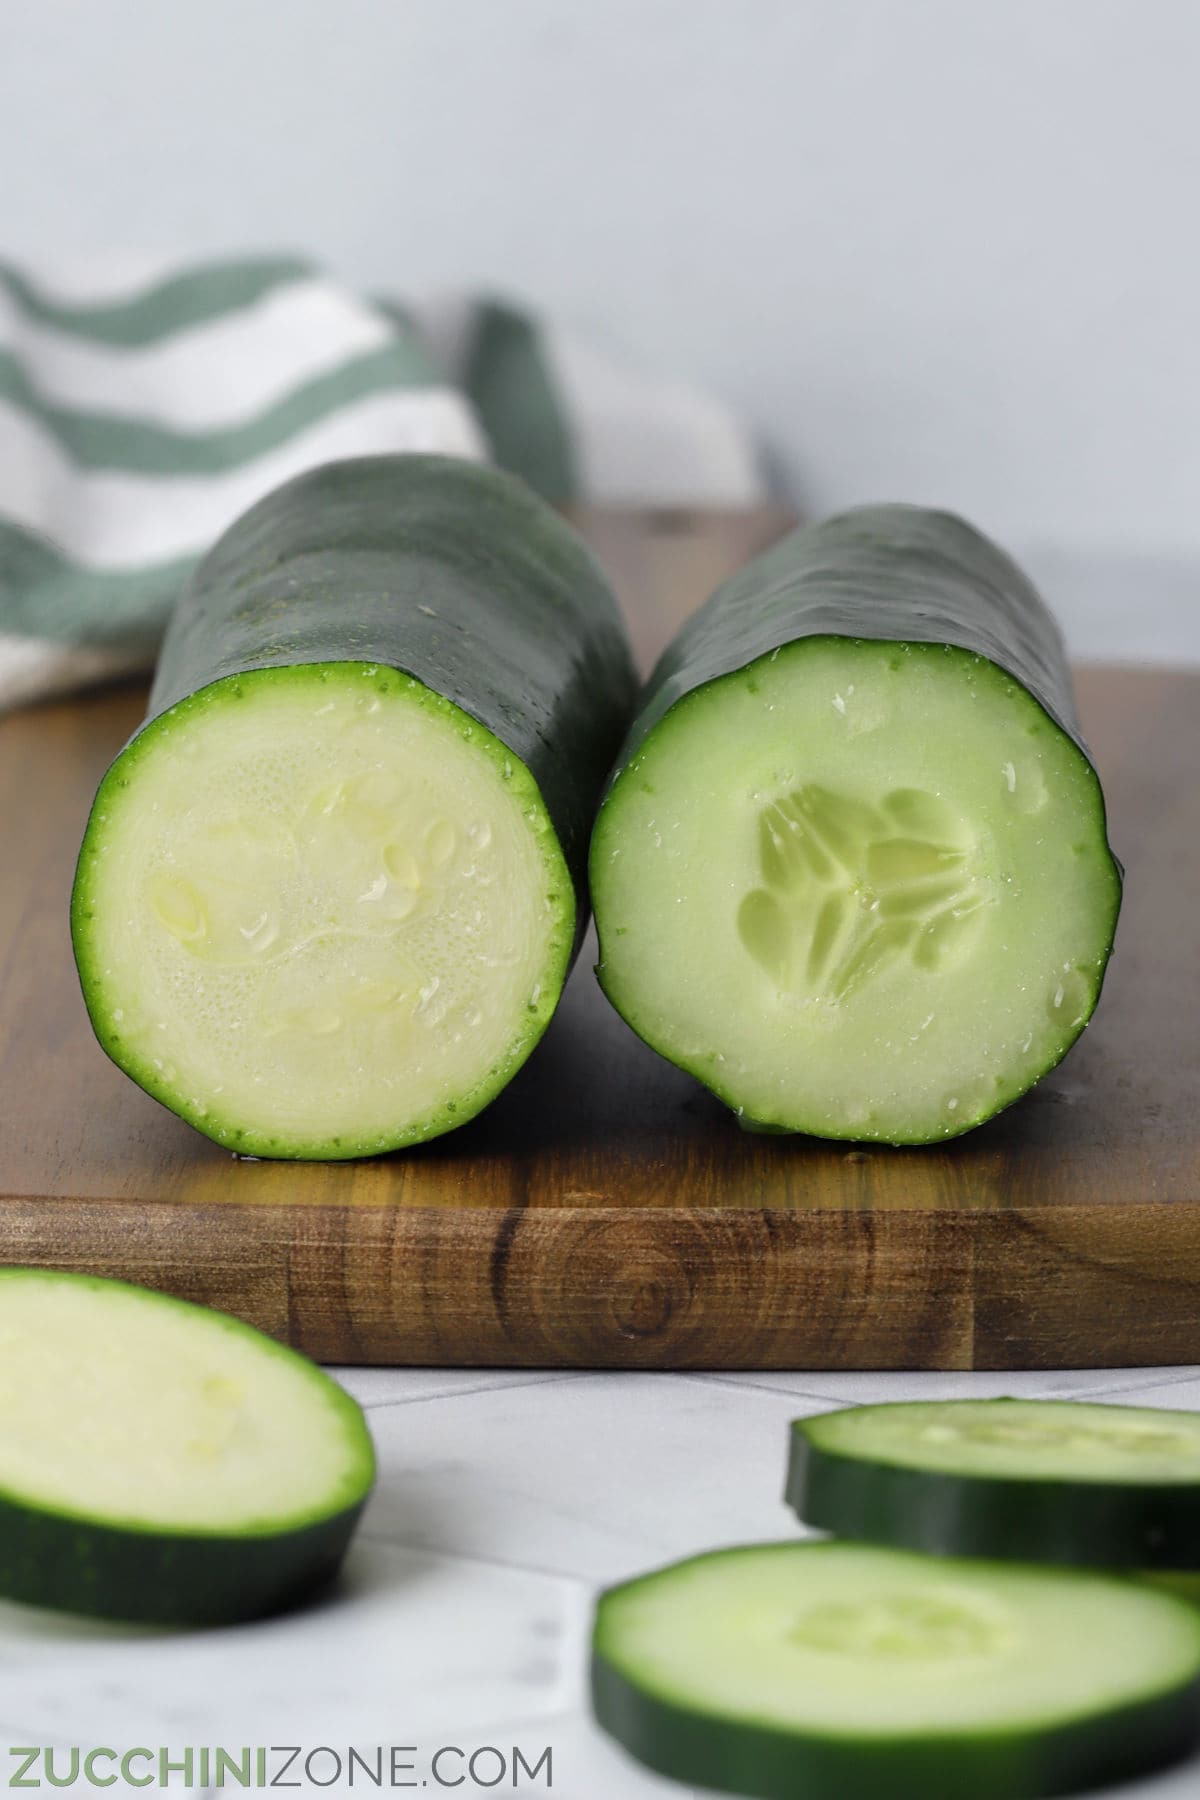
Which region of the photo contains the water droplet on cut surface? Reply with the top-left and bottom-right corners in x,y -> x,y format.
1002,761 -> 1017,793
239,911 -> 280,953
468,820 -> 493,851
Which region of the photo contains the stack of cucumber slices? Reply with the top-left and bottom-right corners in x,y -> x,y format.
592,1399 -> 1200,1799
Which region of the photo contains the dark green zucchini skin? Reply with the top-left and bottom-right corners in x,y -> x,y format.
146,453 -> 637,949
592,1644 -> 1200,1800
0,1491 -> 366,1627
610,504 -> 1109,805
787,1413 -> 1200,1571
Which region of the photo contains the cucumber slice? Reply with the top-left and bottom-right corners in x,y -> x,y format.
0,1268 -> 374,1625
1142,1572 -> 1200,1608
590,506 -> 1121,1143
591,1542 -> 1200,1800
789,1400 -> 1200,1569
71,455 -> 636,1158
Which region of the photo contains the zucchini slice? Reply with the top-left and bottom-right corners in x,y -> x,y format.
0,1268 -> 374,1625
591,1541 -> 1200,1799
590,505 -> 1121,1143
71,454 -> 636,1158
789,1400 -> 1200,1569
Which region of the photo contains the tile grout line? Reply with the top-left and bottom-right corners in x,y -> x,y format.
354,1371 -> 583,1412
355,1525 -> 599,1591
675,1371 -> 863,1405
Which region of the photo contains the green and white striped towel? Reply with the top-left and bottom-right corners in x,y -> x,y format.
0,254 -> 765,712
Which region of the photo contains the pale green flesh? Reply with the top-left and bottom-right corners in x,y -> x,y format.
809,1401 -> 1200,1486
593,640 -> 1120,1142
596,1543 -> 1200,1737
0,1271 -> 372,1534
73,664 -> 572,1157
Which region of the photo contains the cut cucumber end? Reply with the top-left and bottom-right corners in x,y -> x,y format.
0,1269 -> 374,1624
592,1542 -> 1200,1800
592,638 -> 1121,1144
798,1399 -> 1200,1488
72,663 -> 574,1158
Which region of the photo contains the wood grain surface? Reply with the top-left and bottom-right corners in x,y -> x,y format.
1,509 -> 1197,1369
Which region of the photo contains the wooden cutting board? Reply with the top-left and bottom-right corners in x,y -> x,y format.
2,511 -> 1197,1370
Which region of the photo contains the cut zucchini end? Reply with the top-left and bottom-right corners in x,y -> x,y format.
71,663 -> 574,1158
592,637 -> 1121,1144
0,1268 -> 374,1535
0,1269 -> 374,1624
592,1542 -> 1200,1800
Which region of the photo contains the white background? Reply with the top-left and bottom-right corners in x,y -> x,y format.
4,0 -> 1200,655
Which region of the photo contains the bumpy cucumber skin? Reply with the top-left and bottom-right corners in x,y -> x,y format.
788,1403 -> 1200,1570
0,1270 -> 375,1626
142,455 -> 635,929
592,1545 -> 1200,1800
71,456 -> 636,1157
591,505 -> 1123,1144
610,505 -> 1091,759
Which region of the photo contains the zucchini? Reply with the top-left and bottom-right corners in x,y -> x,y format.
591,1541 -> 1200,1799
71,454 -> 636,1159
590,505 -> 1121,1143
788,1400 -> 1200,1569
0,1268 -> 374,1625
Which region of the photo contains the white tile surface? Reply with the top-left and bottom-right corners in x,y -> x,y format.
706,1366 -> 1200,1406
1,1363 -> 1198,1799
0,1538 -> 574,1744
1094,1374 -> 1200,1413
330,1365 -> 568,1410
361,1372 -> 835,1583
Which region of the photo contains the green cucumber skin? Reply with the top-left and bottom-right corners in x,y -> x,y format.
592,1644 -> 1200,1800
0,1491 -> 365,1626
787,1414 -> 1200,1571
0,1269 -> 376,1626
591,505 -> 1122,1142
610,505 -> 1096,771
144,454 -> 637,949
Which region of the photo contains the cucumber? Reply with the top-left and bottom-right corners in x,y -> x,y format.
788,1400 -> 1200,1569
1141,1572 -> 1200,1608
589,505 -> 1121,1143
0,1268 -> 374,1625
71,454 -> 636,1159
591,1541 -> 1200,1800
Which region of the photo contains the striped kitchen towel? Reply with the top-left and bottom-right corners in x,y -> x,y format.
0,254 -> 765,712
